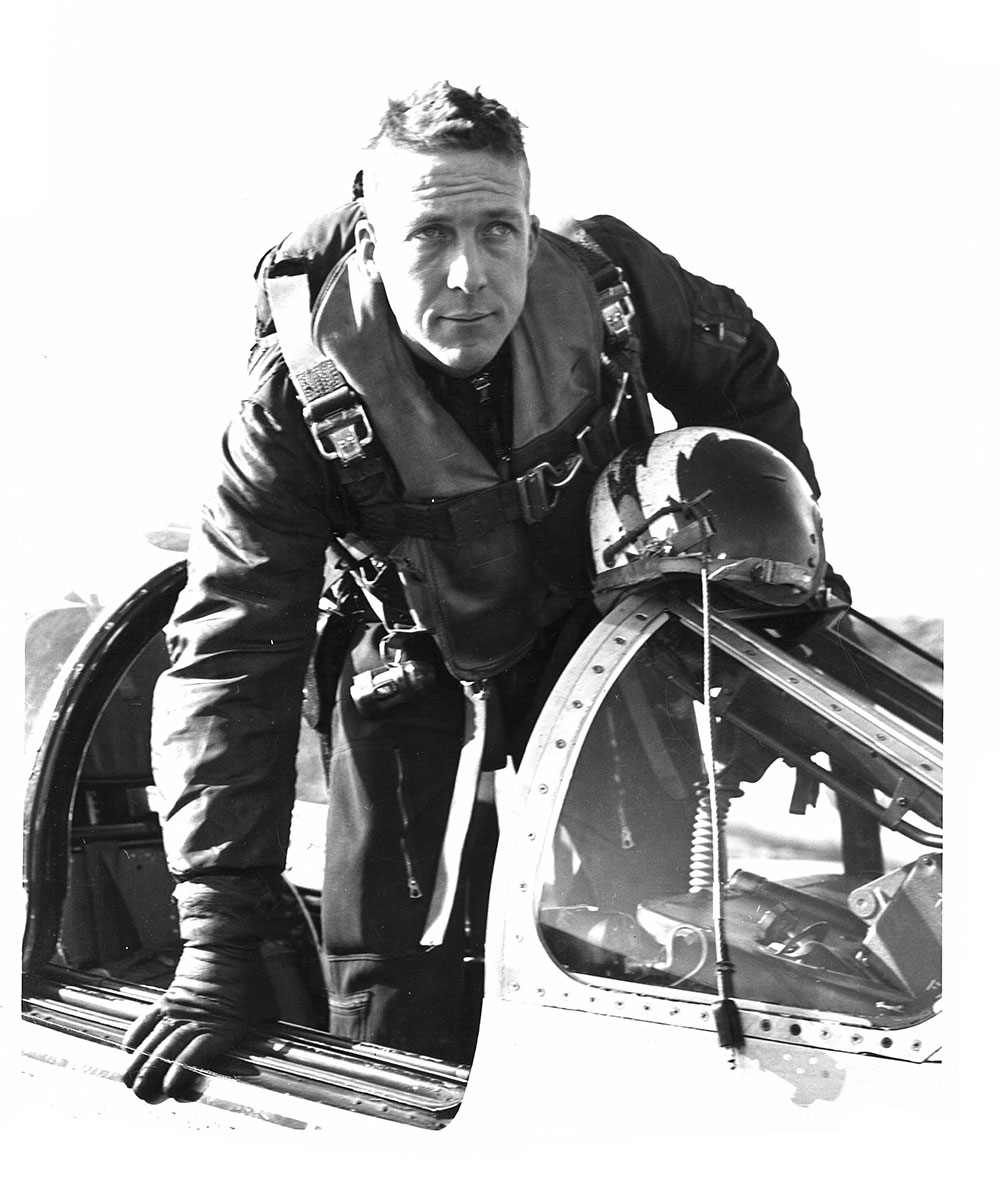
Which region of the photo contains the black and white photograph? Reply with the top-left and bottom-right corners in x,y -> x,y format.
11,0 -> 991,1190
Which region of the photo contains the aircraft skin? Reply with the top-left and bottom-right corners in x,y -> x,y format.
21,546 -> 943,1159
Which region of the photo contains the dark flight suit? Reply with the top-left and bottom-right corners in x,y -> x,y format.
151,205 -> 819,1058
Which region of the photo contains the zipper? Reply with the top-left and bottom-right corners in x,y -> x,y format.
393,748 -> 423,899
471,371 -> 507,465
693,316 -> 748,352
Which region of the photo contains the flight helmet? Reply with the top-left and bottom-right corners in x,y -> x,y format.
590,427 -> 825,607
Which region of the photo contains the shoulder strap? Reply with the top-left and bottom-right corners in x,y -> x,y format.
548,218 -> 653,447
547,218 -> 642,366
263,269 -> 378,466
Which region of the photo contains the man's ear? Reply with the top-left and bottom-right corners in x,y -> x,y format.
355,219 -> 381,281
527,215 -> 541,266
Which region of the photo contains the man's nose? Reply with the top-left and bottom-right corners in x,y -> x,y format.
446,239 -> 487,293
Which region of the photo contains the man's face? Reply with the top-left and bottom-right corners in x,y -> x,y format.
357,145 -> 540,377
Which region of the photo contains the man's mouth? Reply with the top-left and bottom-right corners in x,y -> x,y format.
442,312 -> 492,323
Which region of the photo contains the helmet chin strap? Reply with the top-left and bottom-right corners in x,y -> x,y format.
696,527 -> 745,1067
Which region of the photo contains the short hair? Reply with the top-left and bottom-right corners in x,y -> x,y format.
367,81 -> 527,161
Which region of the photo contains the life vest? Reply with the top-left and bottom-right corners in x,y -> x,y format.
265,225 -> 651,680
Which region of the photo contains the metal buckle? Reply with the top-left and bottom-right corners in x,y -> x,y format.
312,403 -> 374,463
515,455 -> 584,523
609,369 -> 630,423
599,279 -> 636,343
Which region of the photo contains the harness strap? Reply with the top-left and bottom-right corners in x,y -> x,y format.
329,533 -> 421,631
264,272 -> 375,463
420,680 -> 490,947
357,404 -> 621,544
554,221 -> 636,346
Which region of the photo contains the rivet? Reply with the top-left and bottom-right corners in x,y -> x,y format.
831,703 -> 842,712
614,636 -> 626,644
538,784 -> 548,793
510,982 -> 520,992
593,665 -> 605,674
555,739 -> 566,748
911,1040 -> 922,1052
572,699 -> 583,708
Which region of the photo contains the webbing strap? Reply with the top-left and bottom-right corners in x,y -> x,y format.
264,272 -> 373,462
420,680 -> 490,947
359,407 -> 620,543
594,556 -> 815,595
264,272 -> 340,394
556,220 -> 638,352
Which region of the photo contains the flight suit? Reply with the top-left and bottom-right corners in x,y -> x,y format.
151,205 -> 819,1057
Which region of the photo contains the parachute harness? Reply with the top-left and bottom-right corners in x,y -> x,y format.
694,506 -> 746,1067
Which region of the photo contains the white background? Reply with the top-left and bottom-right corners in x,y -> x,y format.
5,0 -> 996,1181
8,0 -> 995,618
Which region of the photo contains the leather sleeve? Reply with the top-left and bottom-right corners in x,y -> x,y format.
151,369 -> 340,879
583,215 -> 820,498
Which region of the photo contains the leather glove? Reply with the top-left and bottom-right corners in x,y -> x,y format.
121,875 -> 279,1103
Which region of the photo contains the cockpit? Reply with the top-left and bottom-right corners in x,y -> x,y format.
534,591 -> 942,1032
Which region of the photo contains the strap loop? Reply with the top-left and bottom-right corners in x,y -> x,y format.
308,403 -> 374,463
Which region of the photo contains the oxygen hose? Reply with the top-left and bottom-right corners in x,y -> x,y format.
697,551 -> 745,1066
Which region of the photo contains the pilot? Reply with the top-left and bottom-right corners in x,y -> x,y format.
122,80 -> 831,1101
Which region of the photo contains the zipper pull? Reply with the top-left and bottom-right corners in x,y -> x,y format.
471,372 -> 491,401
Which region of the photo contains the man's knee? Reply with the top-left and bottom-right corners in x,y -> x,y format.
325,948 -> 467,1058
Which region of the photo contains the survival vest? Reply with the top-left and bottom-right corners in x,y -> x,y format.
264,222 -> 652,680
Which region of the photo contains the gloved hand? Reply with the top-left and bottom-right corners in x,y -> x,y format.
121,875 -> 278,1103
311,249 -> 426,399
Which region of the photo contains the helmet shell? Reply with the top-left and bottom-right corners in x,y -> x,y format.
589,427 -> 825,607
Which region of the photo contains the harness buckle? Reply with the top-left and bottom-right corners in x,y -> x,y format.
599,277 -> 636,344
311,404 -> 374,463
515,455 -> 584,524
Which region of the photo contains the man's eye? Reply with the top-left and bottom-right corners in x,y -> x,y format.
413,225 -> 448,241
484,221 -> 515,238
